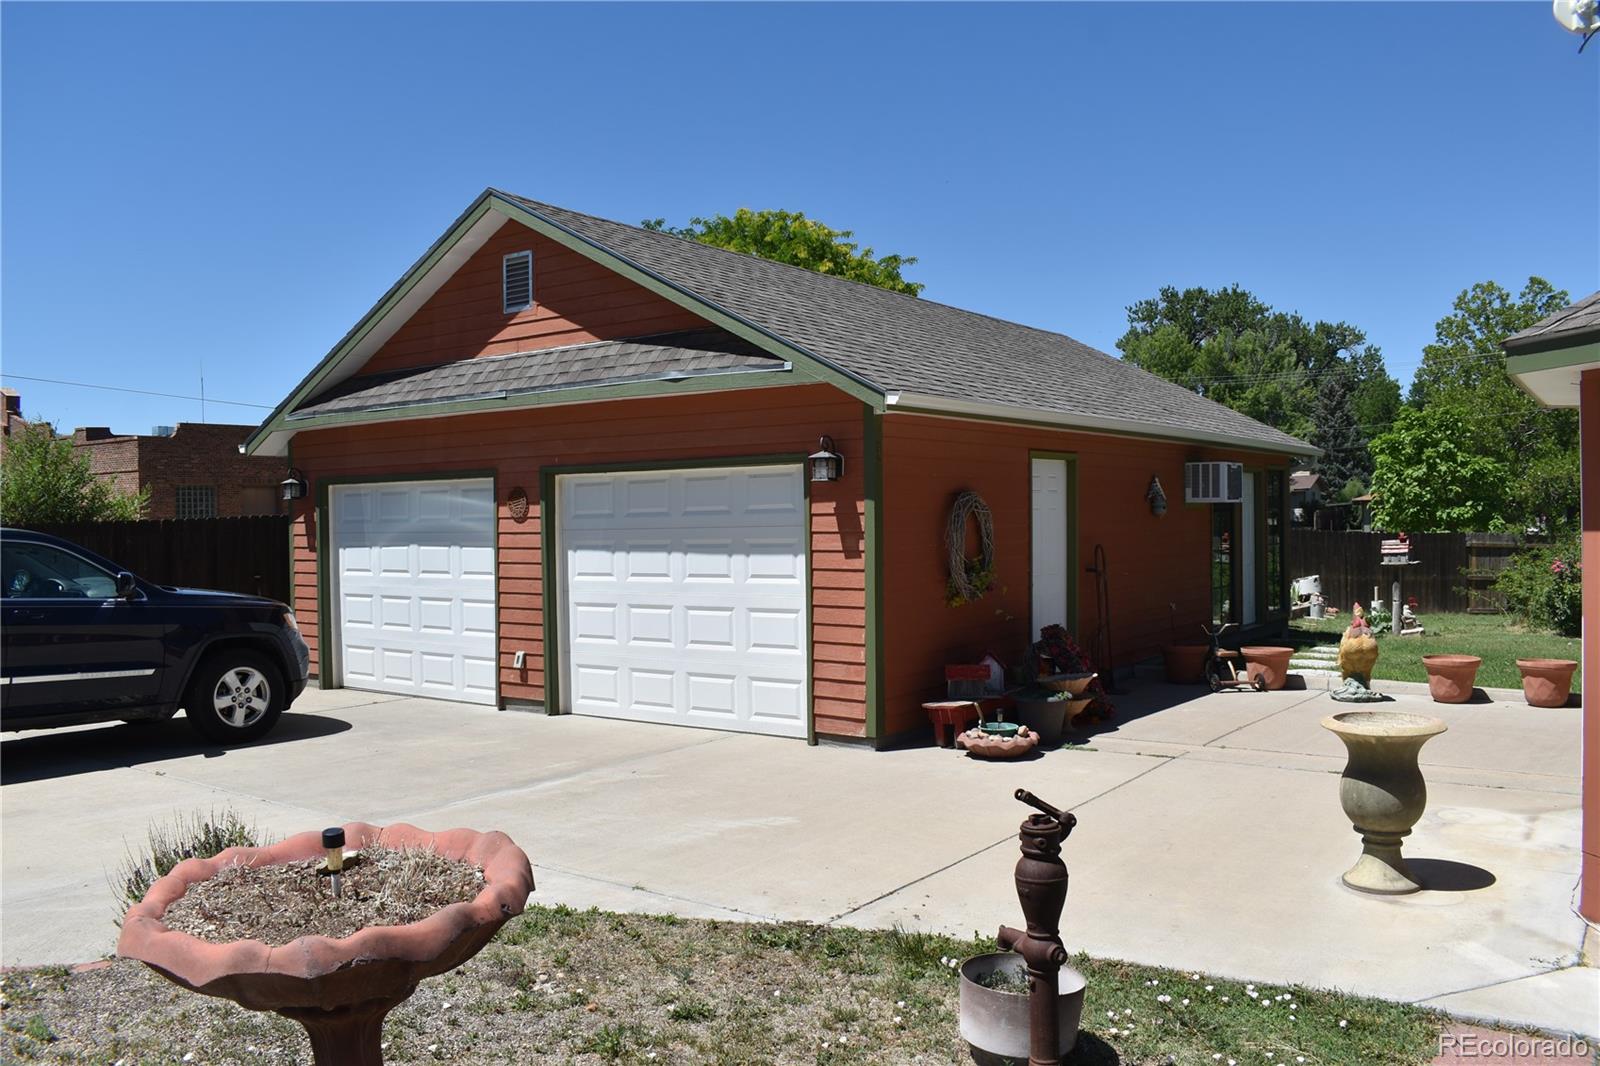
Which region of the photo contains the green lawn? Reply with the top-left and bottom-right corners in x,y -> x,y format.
1289,612 -> 1581,693
0,905 -> 1450,1064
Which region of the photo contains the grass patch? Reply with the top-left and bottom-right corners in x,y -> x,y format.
1290,612 -> 1580,693
0,905 -> 1454,1063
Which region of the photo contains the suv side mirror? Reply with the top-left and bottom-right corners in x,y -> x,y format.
115,571 -> 138,599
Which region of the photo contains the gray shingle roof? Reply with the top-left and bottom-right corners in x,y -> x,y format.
497,191 -> 1312,454
1503,290 -> 1600,355
295,329 -> 783,418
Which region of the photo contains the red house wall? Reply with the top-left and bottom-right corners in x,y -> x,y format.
881,412 -> 1290,739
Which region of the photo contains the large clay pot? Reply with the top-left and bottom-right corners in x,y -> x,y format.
1321,711 -> 1447,894
1162,643 -> 1208,684
1013,699 -> 1067,747
1516,659 -> 1578,708
118,822 -> 534,1066
1242,646 -> 1295,690
958,952 -> 1086,1063
1421,654 -> 1482,703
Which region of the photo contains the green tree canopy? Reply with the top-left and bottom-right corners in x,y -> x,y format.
642,209 -> 923,296
1369,405 -> 1509,533
1117,285 -> 1399,493
0,421 -> 147,526
1408,277 -> 1569,407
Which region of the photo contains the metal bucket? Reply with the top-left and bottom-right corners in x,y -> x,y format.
958,952 -> 1086,1063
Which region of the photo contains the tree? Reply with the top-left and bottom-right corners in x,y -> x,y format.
0,421 -> 146,526
642,209 -> 923,296
1117,285 -> 1400,485
1409,277 -> 1569,407
1368,405 -> 1509,532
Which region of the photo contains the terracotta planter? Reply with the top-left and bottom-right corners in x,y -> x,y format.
1516,659 -> 1578,708
957,726 -> 1039,759
1421,654 -> 1482,704
1321,711 -> 1447,894
118,822 -> 534,1066
958,952 -> 1086,1061
1241,646 -> 1295,691
1162,643 -> 1208,684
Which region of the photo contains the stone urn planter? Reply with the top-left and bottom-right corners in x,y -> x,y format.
1162,642 -> 1208,684
958,951 -> 1086,1064
117,822 -> 535,1066
1320,711 -> 1447,894
1516,659 -> 1578,708
1241,646 -> 1295,690
1422,654 -> 1482,703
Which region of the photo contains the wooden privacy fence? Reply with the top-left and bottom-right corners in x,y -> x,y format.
1286,531 -> 1521,614
20,515 -> 290,602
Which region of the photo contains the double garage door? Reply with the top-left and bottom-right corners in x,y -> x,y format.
329,466 -> 809,737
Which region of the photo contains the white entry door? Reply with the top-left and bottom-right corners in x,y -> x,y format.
330,479 -> 497,704
559,465 -> 808,738
1031,457 -> 1072,635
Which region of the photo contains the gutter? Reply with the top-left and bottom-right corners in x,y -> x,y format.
883,391 -> 1322,457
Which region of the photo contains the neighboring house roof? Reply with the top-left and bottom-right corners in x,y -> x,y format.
1288,471 -> 1325,493
1503,290 -> 1600,356
292,329 -> 786,419
250,189 -> 1316,456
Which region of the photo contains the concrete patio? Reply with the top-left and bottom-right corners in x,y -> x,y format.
2,677 -> 1594,1040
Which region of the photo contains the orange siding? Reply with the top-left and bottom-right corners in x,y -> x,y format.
1580,369 -> 1599,922
360,223 -> 705,376
881,414 -> 1293,739
288,385 -> 868,737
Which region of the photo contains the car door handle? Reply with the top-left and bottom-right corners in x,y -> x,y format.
5,609 -> 46,622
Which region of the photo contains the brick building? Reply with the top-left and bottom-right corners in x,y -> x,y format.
71,422 -> 287,519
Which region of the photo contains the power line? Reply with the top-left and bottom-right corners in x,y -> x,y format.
0,373 -> 273,411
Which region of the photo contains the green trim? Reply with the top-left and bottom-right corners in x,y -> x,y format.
1503,335 -> 1600,363
280,366 -> 803,435
539,455 -> 814,733
488,195 -> 884,408
1027,451 -> 1080,636
313,469 -> 499,702
245,197 -> 499,455
863,407 -> 885,743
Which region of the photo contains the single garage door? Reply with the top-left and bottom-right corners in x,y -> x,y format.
330,479 -> 497,705
560,465 -> 808,737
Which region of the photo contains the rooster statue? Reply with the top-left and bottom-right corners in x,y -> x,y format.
1331,602 -> 1384,702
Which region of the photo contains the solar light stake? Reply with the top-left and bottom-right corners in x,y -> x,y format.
324,827 -> 346,899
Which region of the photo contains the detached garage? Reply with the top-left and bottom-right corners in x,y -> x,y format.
249,189 -> 1311,746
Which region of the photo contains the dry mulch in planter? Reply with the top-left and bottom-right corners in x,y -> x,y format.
160,845 -> 484,945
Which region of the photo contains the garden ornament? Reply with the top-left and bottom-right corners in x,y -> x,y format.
995,789 -> 1078,1065
1145,475 -> 1167,517
1332,603 -> 1386,703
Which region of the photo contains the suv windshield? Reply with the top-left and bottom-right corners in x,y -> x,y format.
2,541 -> 119,600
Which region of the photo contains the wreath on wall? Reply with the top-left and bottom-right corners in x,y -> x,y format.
946,490 -> 996,607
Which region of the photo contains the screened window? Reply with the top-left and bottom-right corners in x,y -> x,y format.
1266,470 -> 1285,613
176,485 -> 217,520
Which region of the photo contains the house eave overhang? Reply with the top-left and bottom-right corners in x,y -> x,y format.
883,390 -> 1321,458
1504,340 -> 1600,409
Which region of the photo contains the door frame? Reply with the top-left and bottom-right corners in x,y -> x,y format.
1028,450 -> 1079,637
540,454 -> 813,738
315,469 -> 499,700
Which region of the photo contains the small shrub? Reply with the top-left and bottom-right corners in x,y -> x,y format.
1496,537 -> 1582,636
112,808 -> 263,918
667,998 -> 716,1022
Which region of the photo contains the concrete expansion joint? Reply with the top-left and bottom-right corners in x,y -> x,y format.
1414,960 -> 1585,1005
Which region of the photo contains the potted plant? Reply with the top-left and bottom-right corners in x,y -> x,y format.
1516,659 -> 1579,708
1421,654 -> 1482,703
958,951 -> 1087,1062
1160,604 -> 1208,684
1011,673 -> 1096,746
1241,646 -> 1295,690
117,821 -> 534,1066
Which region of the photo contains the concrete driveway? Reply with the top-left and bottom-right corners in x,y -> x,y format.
2,678 -> 1594,1039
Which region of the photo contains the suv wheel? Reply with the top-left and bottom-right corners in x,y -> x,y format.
185,650 -> 285,744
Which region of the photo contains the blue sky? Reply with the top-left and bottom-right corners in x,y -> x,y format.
3,2 -> 1595,435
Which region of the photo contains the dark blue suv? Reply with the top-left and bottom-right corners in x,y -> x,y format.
1,528 -> 309,743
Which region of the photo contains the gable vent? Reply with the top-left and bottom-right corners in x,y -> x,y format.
503,250 -> 533,314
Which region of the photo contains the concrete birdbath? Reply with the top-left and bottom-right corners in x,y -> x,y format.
117,822 -> 534,1066
1320,712 -> 1447,894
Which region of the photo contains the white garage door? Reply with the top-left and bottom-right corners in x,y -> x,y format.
560,465 -> 808,738
331,479 -> 497,705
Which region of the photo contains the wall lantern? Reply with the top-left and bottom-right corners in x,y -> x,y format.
808,436 -> 843,482
280,468 -> 309,502
1146,475 -> 1168,517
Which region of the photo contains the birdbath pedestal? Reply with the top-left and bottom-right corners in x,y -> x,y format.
1320,712 -> 1447,894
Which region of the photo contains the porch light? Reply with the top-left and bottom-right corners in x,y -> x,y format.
809,436 -> 843,482
280,468 -> 309,502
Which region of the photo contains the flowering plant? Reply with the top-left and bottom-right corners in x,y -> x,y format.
1497,537 -> 1581,636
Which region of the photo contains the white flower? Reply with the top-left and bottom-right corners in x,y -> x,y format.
1266,1054 -> 1274,1060
1190,973 -> 1201,979
1107,1011 -> 1117,1019
1221,996 -> 1230,1003
1182,998 -> 1191,1006
940,956 -> 950,966
183,1056 -> 195,1064
1339,1019 -> 1349,1028
443,1002 -> 452,1010
896,1000 -> 905,1008
1247,989 -> 1259,999
839,1035 -> 849,1044
1123,1008 -> 1133,1016
772,989 -> 781,998
576,989 -> 586,996
1229,1059 -> 1237,1066
1246,984 -> 1254,990
427,1046 -> 438,1054
1297,1059 -> 1306,1064
822,1042 -> 830,1049
1213,1056 -> 1222,1062
648,1055 -> 657,1061
893,1015 -> 903,1025
1205,984 -> 1215,992
1157,994 -> 1171,1003
1289,1014 -> 1296,1021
